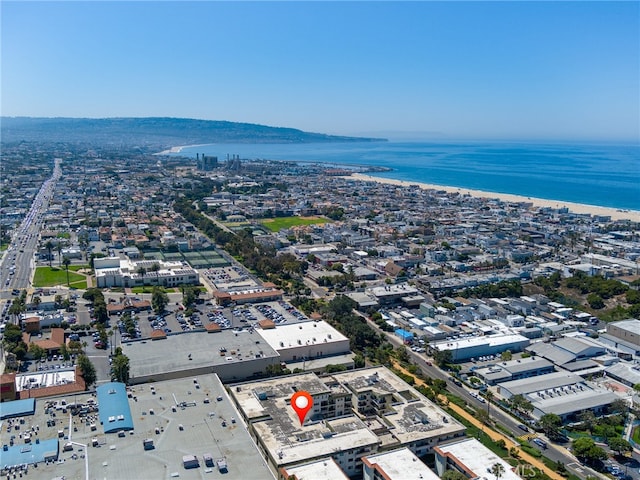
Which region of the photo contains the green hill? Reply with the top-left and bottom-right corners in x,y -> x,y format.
1,116 -> 386,148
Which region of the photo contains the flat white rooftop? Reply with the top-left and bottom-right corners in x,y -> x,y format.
432,333 -> 529,351
253,416 -> 379,466
16,368 -> 76,391
281,457 -> 349,480
257,320 -> 349,351
363,447 -> 440,480
437,438 -> 522,480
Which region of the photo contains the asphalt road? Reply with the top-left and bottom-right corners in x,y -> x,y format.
0,159 -> 61,300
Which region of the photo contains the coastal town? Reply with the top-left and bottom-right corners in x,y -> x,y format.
1,142 -> 639,480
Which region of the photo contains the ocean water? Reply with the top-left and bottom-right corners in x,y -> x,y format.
176,142 -> 640,211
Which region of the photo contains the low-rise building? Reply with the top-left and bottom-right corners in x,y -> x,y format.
430,334 -> 530,362
94,257 -> 199,288
362,448 -> 439,480
435,438 -> 523,480
496,371 -> 619,422
257,320 -> 351,364
475,357 -> 555,385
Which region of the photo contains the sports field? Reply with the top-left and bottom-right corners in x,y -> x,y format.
260,216 -> 329,232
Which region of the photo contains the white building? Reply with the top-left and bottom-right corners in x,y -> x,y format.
363,448 -> 439,480
256,321 -> 351,364
280,458 -> 349,480
435,438 -> 523,480
497,371 -> 619,422
94,257 -> 199,288
430,333 -> 530,362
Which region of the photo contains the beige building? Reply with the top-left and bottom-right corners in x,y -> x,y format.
229,366 -> 465,478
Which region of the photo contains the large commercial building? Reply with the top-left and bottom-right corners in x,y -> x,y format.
124,329 -> 281,384
430,333 -> 530,362
474,357 -> 555,385
0,374 -> 276,480
606,319 -> 640,346
496,371 -> 619,422
124,320 -> 352,384
94,257 -> 199,288
257,320 -> 351,363
229,366 -> 465,478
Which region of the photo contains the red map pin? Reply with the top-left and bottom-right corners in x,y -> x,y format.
291,391 -> 313,426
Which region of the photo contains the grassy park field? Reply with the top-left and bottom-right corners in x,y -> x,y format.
260,216 -> 329,232
33,266 -> 88,289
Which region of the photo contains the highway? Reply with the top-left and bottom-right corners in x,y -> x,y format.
0,159 -> 62,302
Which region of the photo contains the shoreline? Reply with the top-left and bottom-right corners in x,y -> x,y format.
350,173 -> 640,222
154,143 -> 212,156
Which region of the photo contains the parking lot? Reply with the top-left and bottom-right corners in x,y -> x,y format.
111,297 -> 311,343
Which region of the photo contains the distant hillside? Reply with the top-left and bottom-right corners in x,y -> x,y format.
0,117 -> 386,148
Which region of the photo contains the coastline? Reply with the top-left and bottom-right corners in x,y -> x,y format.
154,143 -> 212,156
350,173 -> 640,222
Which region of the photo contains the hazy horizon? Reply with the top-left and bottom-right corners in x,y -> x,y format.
2,1 -> 638,143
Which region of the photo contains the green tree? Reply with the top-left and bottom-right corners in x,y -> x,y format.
578,410 -> 597,433
136,265 -> 147,286
45,240 -> 54,267
28,343 -> 46,362
442,470 -> 468,480
111,354 -> 130,384
32,295 -> 41,311
485,389 -> 495,419
62,256 -> 71,286
608,399 -> 629,415
59,344 -> 70,360
607,437 -> 632,457
56,241 -> 63,266
500,350 -> 512,361
510,394 -> 533,415
151,286 -> 169,314
181,285 -> 200,309
587,293 -> 605,309
539,413 -> 562,439
433,349 -> 453,367
572,437 -> 608,464
77,354 -> 97,388
68,340 -> 83,355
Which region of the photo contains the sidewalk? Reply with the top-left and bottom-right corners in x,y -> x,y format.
391,361 -> 566,480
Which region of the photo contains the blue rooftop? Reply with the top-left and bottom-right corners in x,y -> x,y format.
1,438 -> 58,469
96,382 -> 134,433
0,398 -> 36,420
395,328 -> 413,340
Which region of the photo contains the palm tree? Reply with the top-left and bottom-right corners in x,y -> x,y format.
485,390 -> 494,419
136,266 -> 147,288
45,240 -> 54,267
62,256 -> 71,286
56,241 -> 63,266
491,462 -> 505,480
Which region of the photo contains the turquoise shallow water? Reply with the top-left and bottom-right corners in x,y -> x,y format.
176,142 -> 640,211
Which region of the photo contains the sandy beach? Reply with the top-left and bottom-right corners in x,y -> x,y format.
154,143 -> 212,156
350,173 -> 640,222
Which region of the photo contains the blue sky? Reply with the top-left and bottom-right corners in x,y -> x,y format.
2,1 -> 638,141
